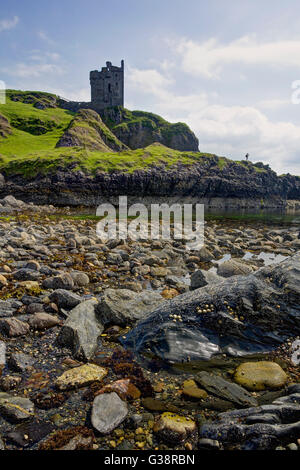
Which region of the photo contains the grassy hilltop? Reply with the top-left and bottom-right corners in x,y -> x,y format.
0,90 -> 267,178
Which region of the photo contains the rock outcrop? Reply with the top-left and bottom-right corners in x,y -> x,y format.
56,109 -> 127,152
122,254 -> 300,363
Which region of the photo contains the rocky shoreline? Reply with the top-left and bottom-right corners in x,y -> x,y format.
0,156 -> 299,208
0,201 -> 299,451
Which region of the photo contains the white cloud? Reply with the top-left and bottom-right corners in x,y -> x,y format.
174,36 -> 300,78
0,16 -> 19,33
127,66 -> 300,175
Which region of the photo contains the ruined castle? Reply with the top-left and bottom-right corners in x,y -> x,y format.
90,60 -> 124,109
59,60 -> 124,113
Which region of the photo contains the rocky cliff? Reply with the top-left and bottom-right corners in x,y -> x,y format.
0,154 -> 299,208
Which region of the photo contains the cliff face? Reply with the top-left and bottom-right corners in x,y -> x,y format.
99,107 -> 199,152
1,158 -> 299,208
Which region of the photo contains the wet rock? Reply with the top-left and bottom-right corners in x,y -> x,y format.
141,397 -> 180,413
96,288 -> 163,326
56,299 -> 104,360
6,419 -> 54,447
190,269 -> 222,290
198,247 -> 214,262
217,259 -> 253,278
8,352 -> 35,372
0,393 -> 34,422
91,392 -> 128,434
153,412 -> 197,444
122,254 -> 300,363
28,312 -> 61,330
234,361 -> 287,391
55,363 -> 107,391
0,318 -> 30,337
48,289 -> 81,309
195,371 -> 257,407
199,391 -> 300,450
182,379 -> 208,400
42,273 -> 74,290
99,378 -> 141,400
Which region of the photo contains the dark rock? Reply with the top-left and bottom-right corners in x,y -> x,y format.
6,419 -> 54,447
56,299 -> 103,360
42,273 -> 74,290
195,371 -> 257,408
48,289 -> 81,309
122,254 -> 300,363
0,393 -> 34,422
8,352 -> 35,372
28,312 -> 61,330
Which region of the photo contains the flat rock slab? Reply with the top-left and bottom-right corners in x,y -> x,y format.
234,361 -> 287,391
153,412 -> 197,444
8,352 -> 35,373
56,363 -> 107,391
195,371 -> 257,408
56,299 -> 103,360
0,393 -> 34,423
96,288 -> 163,326
122,254 -> 300,363
91,392 -> 128,434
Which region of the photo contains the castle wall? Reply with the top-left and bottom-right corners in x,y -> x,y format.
90,60 -> 124,110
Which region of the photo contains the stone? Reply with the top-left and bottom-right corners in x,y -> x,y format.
234,361 -> 288,391
28,312 -> 61,330
0,437 -> 4,450
150,267 -> 168,277
0,375 -> 22,391
8,352 -> 35,372
91,392 -> 128,434
99,379 -> 141,400
195,371 -> 257,407
55,363 -> 107,391
0,393 -> 34,422
6,419 -> 54,447
199,390 -> 300,450
42,273 -> 74,290
0,275 -> 7,288
182,379 -> 208,400
70,271 -> 89,287
190,269 -> 222,290
24,261 -> 40,271
48,289 -> 81,309
153,412 -> 197,444
0,318 -> 30,337
13,268 -> 40,281
122,254 -> 300,363
198,438 -> 220,450
198,247 -> 214,262
56,299 -> 103,360
96,288 -> 163,326
0,341 -> 6,369
217,259 -> 253,278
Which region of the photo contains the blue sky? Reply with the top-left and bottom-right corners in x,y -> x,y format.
1,0 -> 300,174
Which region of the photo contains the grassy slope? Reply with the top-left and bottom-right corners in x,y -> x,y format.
0,90 -> 270,179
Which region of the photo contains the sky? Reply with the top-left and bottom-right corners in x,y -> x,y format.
0,0 -> 300,174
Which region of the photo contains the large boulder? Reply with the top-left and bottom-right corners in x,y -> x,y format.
56,299 -> 103,360
95,288 -> 164,327
122,254 -> 300,363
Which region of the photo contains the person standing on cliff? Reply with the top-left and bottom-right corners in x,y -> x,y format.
245,153 -> 249,161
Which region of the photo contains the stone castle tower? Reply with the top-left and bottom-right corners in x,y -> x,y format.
90,60 -> 124,110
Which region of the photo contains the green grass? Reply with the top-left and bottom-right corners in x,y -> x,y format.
0,94 -> 74,156
0,143 -> 217,178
